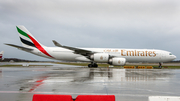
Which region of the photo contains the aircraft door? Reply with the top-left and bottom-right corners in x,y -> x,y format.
161,52 -> 166,60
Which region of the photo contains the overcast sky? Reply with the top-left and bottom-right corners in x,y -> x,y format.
1,0 -> 180,61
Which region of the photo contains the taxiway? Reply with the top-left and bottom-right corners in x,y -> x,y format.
0,64 -> 180,101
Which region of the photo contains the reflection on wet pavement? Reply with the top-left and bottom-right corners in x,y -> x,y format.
0,65 -> 180,101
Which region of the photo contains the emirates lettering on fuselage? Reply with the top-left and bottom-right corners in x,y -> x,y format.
121,50 -> 156,57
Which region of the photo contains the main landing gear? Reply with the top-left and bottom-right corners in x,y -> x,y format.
88,62 -> 98,68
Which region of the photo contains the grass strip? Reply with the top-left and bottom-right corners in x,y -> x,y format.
56,62 -> 180,69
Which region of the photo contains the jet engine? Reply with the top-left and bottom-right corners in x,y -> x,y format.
109,58 -> 126,66
90,53 -> 109,62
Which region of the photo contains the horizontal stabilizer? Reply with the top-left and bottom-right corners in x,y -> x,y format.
5,43 -> 33,52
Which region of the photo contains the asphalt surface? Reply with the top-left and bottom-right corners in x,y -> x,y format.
0,63 -> 180,101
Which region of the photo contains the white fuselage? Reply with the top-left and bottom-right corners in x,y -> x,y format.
6,26 -> 177,66
31,47 -> 176,63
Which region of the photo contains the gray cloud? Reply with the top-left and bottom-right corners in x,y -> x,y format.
0,0 -> 180,60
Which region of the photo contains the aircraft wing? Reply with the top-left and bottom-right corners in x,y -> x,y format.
5,43 -> 33,52
52,40 -> 95,56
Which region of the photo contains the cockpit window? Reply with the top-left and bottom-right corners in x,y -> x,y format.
169,53 -> 173,55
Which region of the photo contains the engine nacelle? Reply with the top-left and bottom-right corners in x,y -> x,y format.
90,53 -> 109,62
109,58 -> 126,66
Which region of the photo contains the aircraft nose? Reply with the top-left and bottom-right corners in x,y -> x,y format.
174,55 -> 177,59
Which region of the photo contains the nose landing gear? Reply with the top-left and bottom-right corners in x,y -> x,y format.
159,62 -> 162,69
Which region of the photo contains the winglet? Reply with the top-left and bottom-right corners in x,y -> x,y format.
52,40 -> 62,47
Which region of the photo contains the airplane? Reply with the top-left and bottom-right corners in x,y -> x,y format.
0,51 -> 4,60
5,26 -> 176,67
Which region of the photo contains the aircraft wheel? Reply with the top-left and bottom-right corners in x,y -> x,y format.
94,64 -> 98,67
88,64 -> 92,67
88,64 -> 98,68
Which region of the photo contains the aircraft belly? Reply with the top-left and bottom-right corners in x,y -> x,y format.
75,56 -> 91,62
125,56 -> 159,63
51,52 -> 84,61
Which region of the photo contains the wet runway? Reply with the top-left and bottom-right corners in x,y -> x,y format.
0,64 -> 180,101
